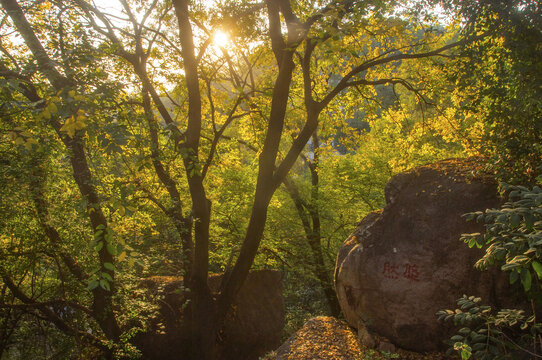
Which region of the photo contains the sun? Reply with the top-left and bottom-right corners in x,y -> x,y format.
213,31 -> 230,47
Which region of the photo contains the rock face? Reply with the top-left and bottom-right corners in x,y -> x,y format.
136,270 -> 284,360
335,159 -> 523,352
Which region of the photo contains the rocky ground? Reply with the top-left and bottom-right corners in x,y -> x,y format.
266,317 -> 450,360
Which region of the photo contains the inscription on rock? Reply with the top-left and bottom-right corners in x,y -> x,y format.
382,262 -> 420,282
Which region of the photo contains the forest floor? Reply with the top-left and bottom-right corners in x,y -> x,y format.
267,316 -> 450,360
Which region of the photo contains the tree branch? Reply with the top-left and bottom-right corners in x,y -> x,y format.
320,38 -> 472,109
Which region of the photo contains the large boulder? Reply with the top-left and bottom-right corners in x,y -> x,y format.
136,270 -> 284,360
335,159 -> 525,352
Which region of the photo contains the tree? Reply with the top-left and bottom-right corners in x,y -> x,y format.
0,0 -> 471,358
440,0 -> 542,183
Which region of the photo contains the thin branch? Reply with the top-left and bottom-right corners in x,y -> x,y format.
0,299 -> 93,317
319,37 -> 476,109
201,88 -> 250,179
0,272 -> 106,350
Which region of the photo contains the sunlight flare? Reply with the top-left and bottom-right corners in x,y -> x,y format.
213,30 -> 230,47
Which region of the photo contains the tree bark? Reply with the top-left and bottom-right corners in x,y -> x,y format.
172,1 -> 214,358
0,0 -> 120,347
218,48 -> 297,315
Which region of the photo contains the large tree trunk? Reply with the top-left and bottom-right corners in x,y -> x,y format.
172,1 -> 216,358
187,283 -> 218,360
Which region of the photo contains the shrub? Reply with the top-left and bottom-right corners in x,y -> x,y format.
438,177 -> 542,359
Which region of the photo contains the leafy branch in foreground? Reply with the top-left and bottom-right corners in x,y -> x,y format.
463,181 -> 542,297
437,295 -> 541,360
439,178 -> 542,359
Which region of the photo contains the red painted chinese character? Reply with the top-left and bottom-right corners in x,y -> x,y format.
403,263 -> 420,281
382,262 -> 399,279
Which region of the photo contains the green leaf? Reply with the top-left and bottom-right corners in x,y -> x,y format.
103,262 -> 115,271
99,279 -> 110,291
42,109 -> 51,120
524,213 -> 536,229
471,334 -> 487,343
87,280 -> 99,290
106,242 -> 117,256
509,213 -> 521,228
509,270 -> 519,284
521,269 -> 532,292
94,241 -> 103,252
532,261 -> 542,279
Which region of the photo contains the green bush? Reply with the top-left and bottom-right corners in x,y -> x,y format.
463,181 -> 542,298
438,177 -> 542,359
437,295 -> 540,359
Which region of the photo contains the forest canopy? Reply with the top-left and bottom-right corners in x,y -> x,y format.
0,0 -> 540,359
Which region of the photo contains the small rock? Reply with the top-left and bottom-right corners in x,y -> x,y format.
357,323 -> 375,348
378,341 -> 396,353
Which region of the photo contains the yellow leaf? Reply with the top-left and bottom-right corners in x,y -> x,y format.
75,110 -> 87,130
74,120 -> 86,130
48,102 -> 58,114
118,251 -> 127,262
59,116 -> 83,137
